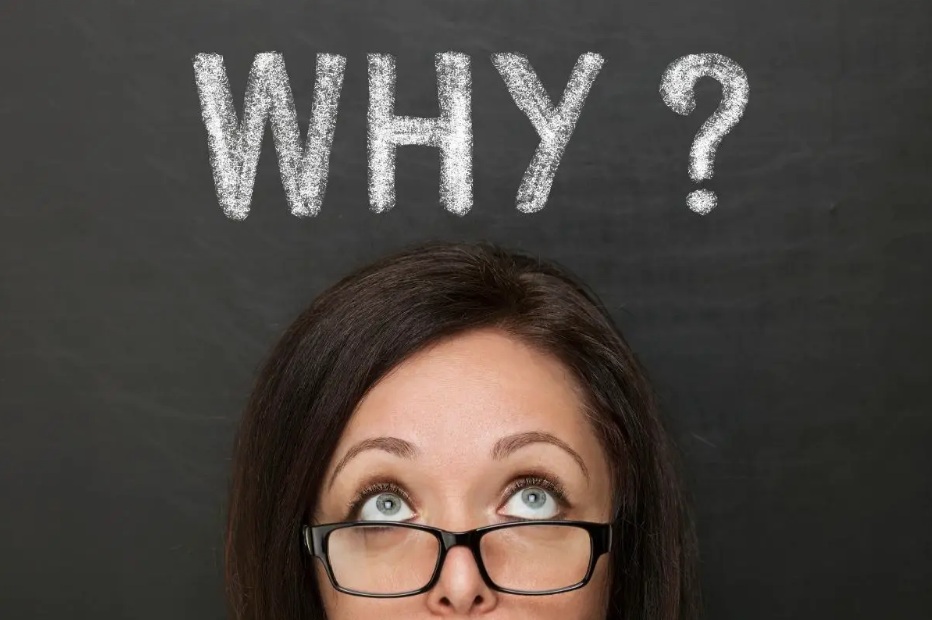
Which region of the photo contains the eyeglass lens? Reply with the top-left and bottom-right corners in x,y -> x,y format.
327,523 -> 592,595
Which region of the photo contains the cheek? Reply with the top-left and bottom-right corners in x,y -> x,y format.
314,563 -> 423,620
522,559 -> 610,620
314,556 -> 611,620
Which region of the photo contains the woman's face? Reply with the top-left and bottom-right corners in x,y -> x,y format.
312,328 -> 614,619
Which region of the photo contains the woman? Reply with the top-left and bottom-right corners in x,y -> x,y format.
225,240 -> 701,620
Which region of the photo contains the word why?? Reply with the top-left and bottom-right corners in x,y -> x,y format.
193,52 -> 748,219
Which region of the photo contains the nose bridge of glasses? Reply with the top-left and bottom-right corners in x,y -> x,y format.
439,529 -> 482,552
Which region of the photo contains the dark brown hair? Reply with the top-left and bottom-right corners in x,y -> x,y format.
225,240 -> 701,620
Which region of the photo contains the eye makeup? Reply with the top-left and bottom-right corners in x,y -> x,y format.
340,467 -> 575,523
499,470 -> 573,517
344,477 -> 415,521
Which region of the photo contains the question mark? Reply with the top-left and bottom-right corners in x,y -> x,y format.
660,53 -> 749,214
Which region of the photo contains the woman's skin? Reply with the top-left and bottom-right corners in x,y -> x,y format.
312,327 -> 615,619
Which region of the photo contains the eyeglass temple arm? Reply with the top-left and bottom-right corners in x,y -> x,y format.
303,525 -> 320,557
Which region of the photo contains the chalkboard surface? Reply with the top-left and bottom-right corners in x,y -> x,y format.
2,0 -> 930,618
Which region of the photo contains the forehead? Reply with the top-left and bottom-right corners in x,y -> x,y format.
338,328 -> 596,456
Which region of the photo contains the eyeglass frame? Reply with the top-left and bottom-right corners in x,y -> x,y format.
302,519 -> 614,598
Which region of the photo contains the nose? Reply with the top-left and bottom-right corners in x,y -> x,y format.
425,545 -> 498,615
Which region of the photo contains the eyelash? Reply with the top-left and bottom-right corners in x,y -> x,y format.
344,472 -> 572,521
345,480 -> 413,521
502,473 -> 571,515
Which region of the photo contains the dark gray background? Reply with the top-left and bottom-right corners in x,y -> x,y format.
2,0 -> 930,618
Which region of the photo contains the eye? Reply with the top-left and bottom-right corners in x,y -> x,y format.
348,482 -> 416,522
500,476 -> 569,520
358,492 -> 415,521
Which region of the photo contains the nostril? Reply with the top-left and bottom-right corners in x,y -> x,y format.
441,595 -> 485,607
439,594 -> 483,607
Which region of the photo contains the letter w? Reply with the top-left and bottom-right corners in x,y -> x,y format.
193,52 -> 346,220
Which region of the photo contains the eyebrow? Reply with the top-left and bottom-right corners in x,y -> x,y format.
327,436 -> 419,490
491,431 -> 590,483
326,430 -> 590,491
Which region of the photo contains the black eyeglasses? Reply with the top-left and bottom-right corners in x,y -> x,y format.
303,519 -> 613,597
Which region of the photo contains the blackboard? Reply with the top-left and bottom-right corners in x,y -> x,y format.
2,0 -> 930,618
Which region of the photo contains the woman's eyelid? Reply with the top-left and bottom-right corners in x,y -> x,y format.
345,471 -> 572,519
359,492 -> 416,521
504,473 -> 572,506
346,479 -> 416,519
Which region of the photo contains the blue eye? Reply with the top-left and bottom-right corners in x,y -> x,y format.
359,492 -> 415,521
500,476 -> 570,520
347,482 -> 416,522
502,486 -> 559,519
